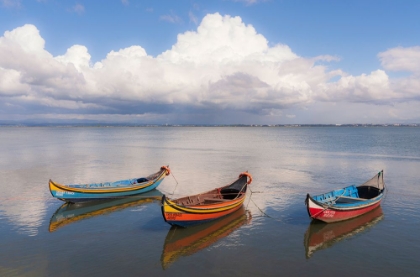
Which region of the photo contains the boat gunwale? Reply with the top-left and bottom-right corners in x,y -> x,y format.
307,190 -> 384,211
49,169 -> 167,194
163,175 -> 248,213
163,195 -> 245,214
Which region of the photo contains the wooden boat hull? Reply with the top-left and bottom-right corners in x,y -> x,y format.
304,206 -> 383,258
161,206 -> 251,269
162,195 -> 245,227
305,194 -> 383,223
305,170 -> 385,223
49,166 -> 169,203
161,172 -> 251,227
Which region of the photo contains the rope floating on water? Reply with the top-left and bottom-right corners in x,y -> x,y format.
244,188 -> 284,221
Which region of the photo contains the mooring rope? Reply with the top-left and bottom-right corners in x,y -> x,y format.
245,189 -> 253,210
170,171 -> 179,195
242,187 -> 284,221
249,198 -> 285,221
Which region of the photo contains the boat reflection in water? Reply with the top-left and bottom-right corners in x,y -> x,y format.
161,206 -> 251,269
49,190 -> 163,232
304,206 -> 384,258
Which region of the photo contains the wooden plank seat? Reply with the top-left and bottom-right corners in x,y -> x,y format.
335,195 -> 366,203
202,198 -> 232,203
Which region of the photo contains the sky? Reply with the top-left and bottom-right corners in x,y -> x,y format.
1,0 -> 420,125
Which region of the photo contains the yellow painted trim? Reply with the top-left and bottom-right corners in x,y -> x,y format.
49,170 -> 166,194
163,197 -> 245,214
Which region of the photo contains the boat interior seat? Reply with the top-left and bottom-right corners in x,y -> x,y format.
335,196 -> 366,203
203,198 -> 230,203
179,196 -> 200,206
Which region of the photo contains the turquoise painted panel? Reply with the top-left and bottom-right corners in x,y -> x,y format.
52,179 -> 164,202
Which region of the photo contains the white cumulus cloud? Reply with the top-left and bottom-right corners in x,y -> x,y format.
378,46 -> 420,74
1,13 -> 420,123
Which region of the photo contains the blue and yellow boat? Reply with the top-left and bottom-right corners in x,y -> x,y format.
49,166 -> 170,203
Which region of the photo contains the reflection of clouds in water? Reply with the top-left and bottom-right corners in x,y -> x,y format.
3,127 -> 415,236
1,169 -> 48,237
131,205 -> 156,213
2,199 -> 46,236
245,168 -> 313,215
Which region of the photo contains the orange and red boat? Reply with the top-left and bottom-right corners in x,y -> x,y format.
161,172 -> 252,227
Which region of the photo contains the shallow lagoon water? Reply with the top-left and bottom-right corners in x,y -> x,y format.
0,127 -> 419,276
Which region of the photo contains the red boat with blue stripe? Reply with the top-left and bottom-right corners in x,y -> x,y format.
305,170 -> 385,223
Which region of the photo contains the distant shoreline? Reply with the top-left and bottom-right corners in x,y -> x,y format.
0,124 -> 419,127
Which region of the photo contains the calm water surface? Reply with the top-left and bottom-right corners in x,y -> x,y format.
0,127 -> 419,276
